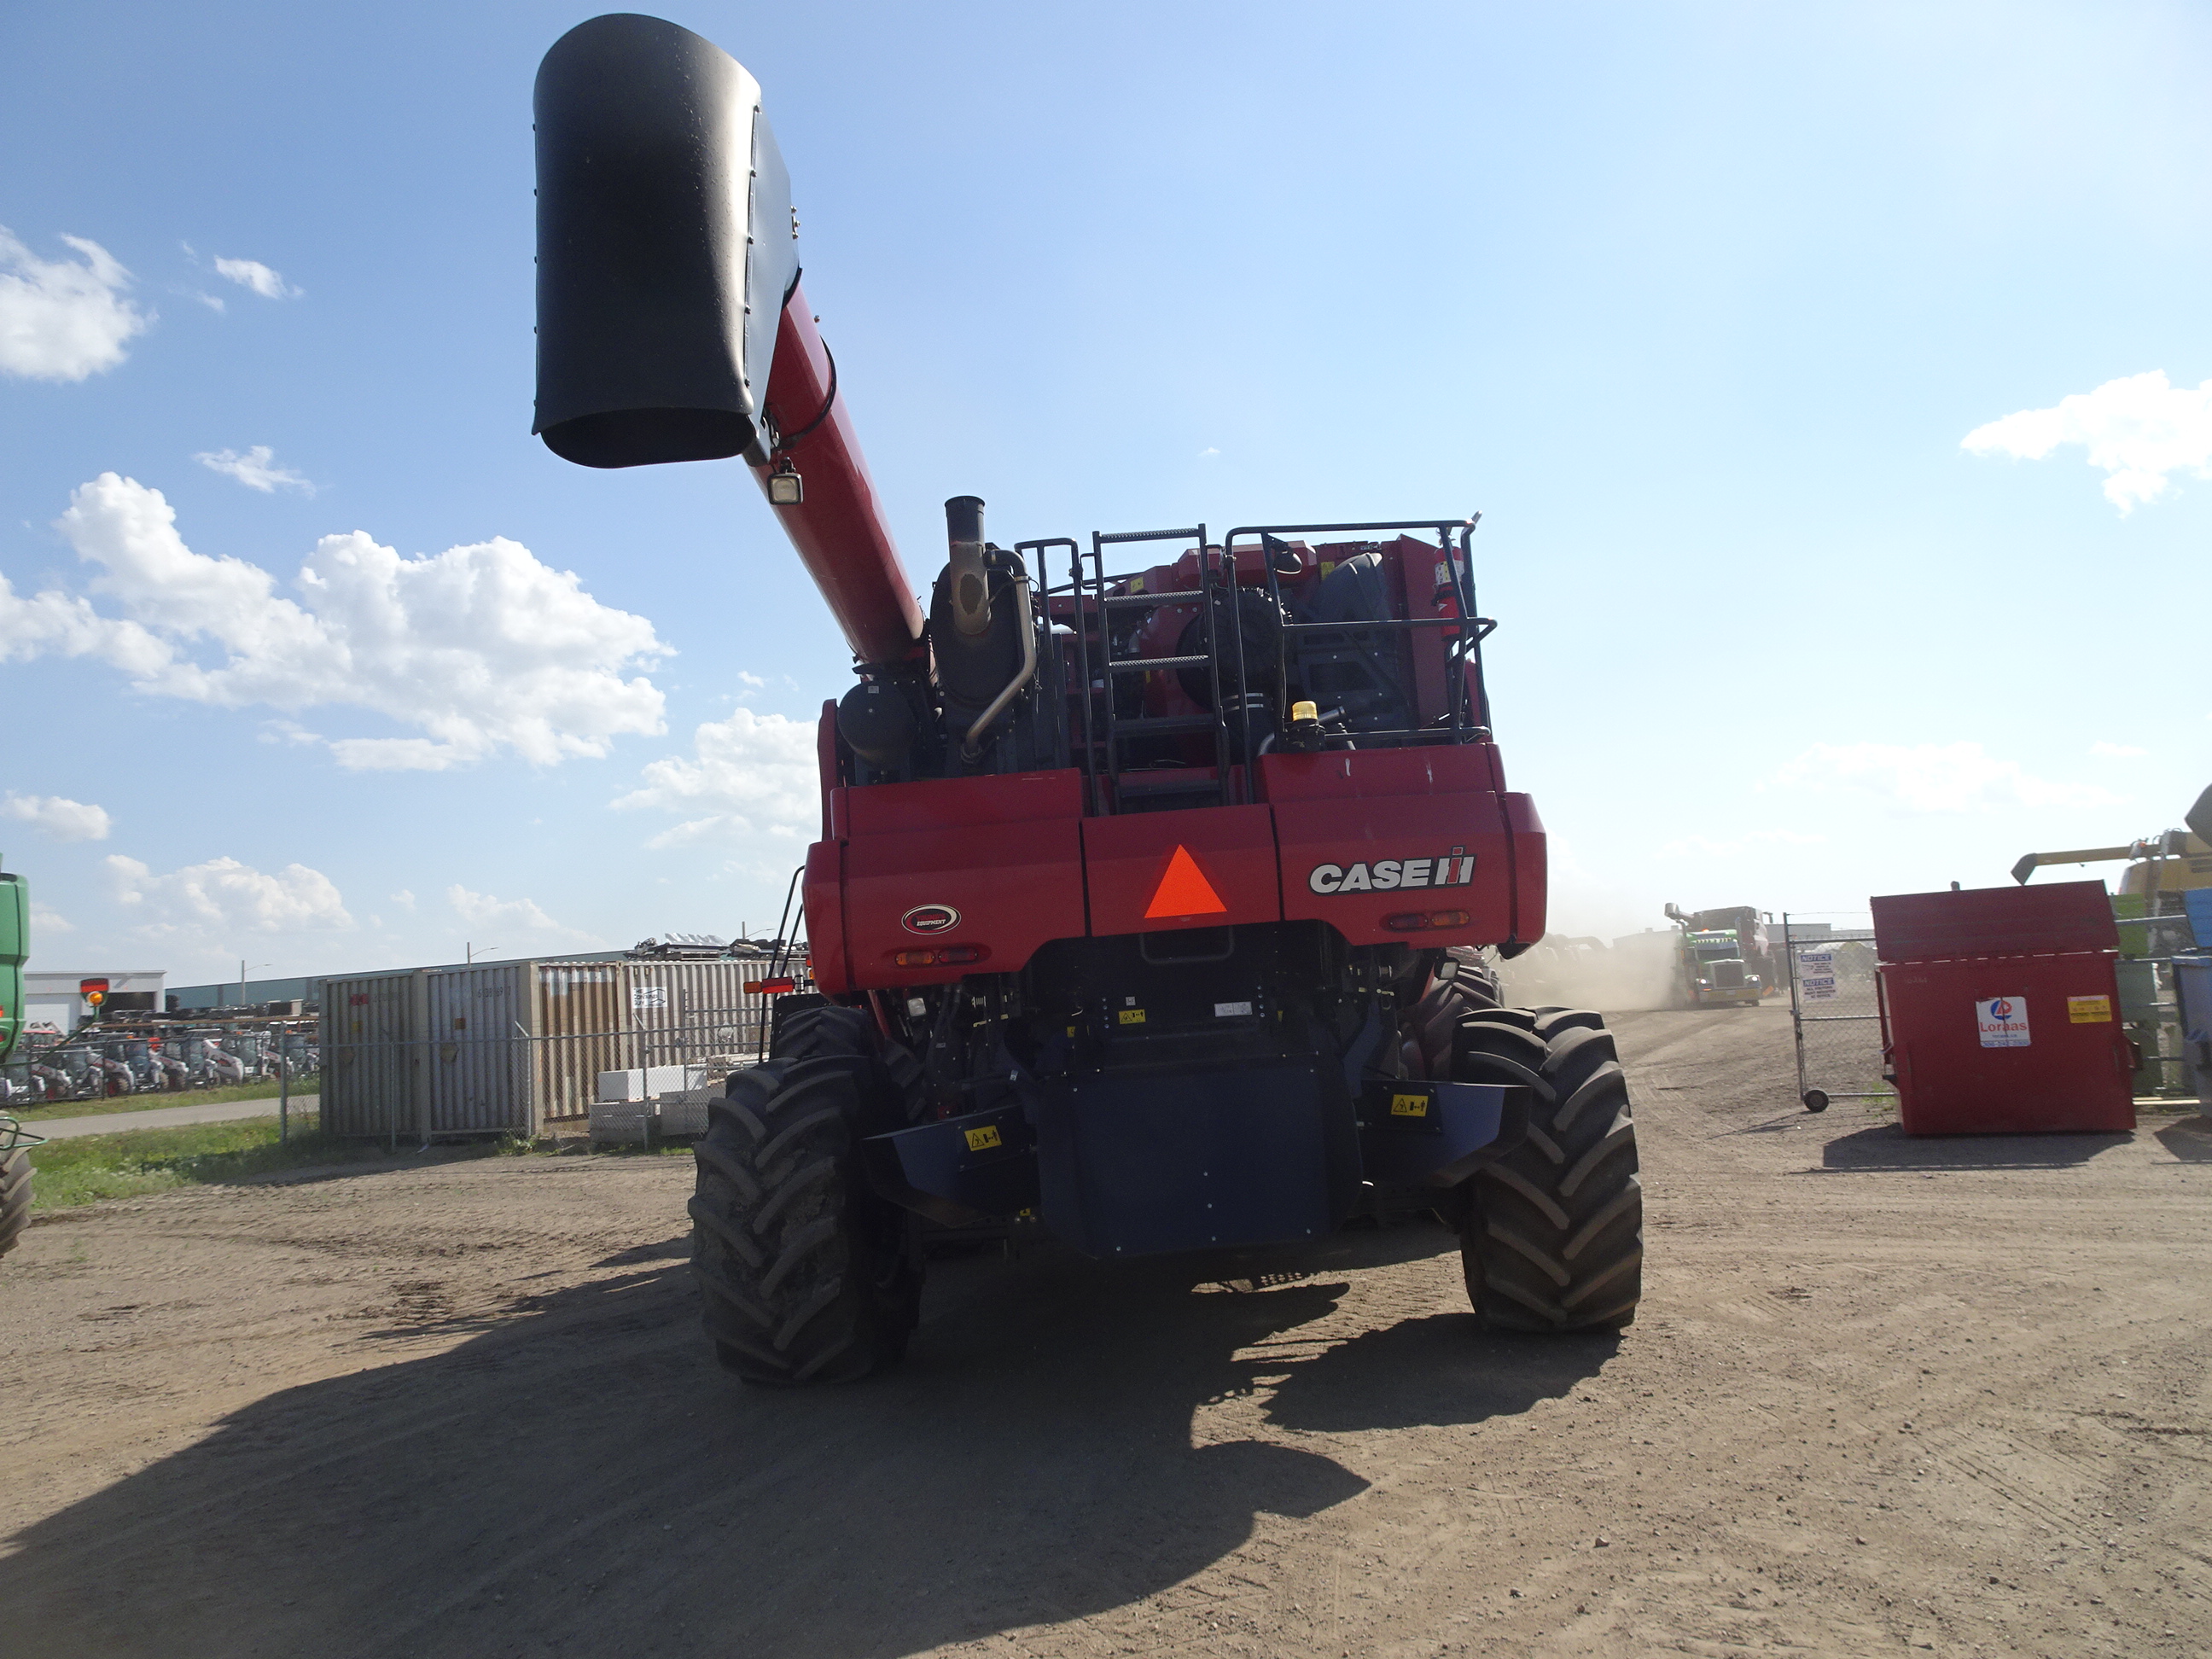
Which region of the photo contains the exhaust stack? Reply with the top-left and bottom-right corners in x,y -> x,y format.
944,496 -> 992,640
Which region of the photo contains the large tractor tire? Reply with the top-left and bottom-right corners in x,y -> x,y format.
1405,946 -> 1504,1074
1452,1008 -> 1642,1332
0,1147 -> 31,1262
689,1004 -> 922,1386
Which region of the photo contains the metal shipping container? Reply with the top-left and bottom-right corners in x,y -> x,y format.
321,955 -> 777,1138
626,958 -> 771,1070
535,962 -> 630,1121
425,964 -> 537,1134
320,971 -> 420,1138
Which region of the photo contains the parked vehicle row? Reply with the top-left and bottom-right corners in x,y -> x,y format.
0,1024 -> 318,1107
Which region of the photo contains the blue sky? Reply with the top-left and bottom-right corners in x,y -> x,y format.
2,0 -> 2207,984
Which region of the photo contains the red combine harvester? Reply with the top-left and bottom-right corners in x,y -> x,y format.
533,15 -> 1644,1383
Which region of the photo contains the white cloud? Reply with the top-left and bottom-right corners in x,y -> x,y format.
30,902 -> 75,934
613,707 -> 819,847
1660,829 -> 1826,859
2089,741 -> 2146,758
1198,446 -> 1221,458
213,256 -> 300,300
390,888 -> 416,911
1773,742 -> 2119,813
108,853 -> 352,935
445,884 -> 598,946
0,473 -> 667,770
1,792 -> 112,842
195,445 -> 315,495
1964,370 -> 2212,513
0,225 -> 152,381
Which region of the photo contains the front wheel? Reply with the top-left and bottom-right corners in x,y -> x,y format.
689,1004 -> 921,1385
1451,1008 -> 1643,1332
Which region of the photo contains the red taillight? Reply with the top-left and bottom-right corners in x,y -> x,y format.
889,945 -> 987,969
744,976 -> 798,993
1382,909 -> 1471,932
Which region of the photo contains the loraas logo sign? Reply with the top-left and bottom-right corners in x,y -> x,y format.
1976,996 -> 2031,1049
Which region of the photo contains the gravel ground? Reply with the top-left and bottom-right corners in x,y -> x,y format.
4,1004 -> 2209,1658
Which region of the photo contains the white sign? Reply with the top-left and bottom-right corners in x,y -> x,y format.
1976,996 -> 2030,1048
1798,951 -> 1837,1003
631,986 -> 668,1011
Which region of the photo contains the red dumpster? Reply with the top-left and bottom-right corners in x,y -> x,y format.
1871,882 -> 2135,1136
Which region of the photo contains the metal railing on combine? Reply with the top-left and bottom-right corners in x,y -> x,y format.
1028,517 -> 1493,816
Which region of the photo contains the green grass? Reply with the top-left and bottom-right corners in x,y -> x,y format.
20,1112 -> 422,1211
22,1115 -> 693,1214
11,1074 -> 322,1123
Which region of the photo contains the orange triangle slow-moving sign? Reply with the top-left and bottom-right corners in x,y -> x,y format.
1145,845 -> 1228,919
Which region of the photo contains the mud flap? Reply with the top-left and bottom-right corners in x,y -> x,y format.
1355,1078 -> 1530,1187
862,1103 -> 1039,1227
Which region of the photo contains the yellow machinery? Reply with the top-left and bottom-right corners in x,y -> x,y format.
2011,785 -> 2212,1096
2011,783 -> 2212,900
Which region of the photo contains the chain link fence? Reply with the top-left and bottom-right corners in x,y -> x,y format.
1783,912 -> 1895,1113
320,1004 -> 766,1145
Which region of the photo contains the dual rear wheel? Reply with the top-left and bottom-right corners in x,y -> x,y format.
1405,952 -> 1643,1331
1452,1005 -> 1643,1330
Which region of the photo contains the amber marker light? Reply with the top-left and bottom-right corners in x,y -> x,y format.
1382,909 -> 1471,932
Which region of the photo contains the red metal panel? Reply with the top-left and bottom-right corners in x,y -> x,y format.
1871,882 -> 2117,963
1082,806 -> 1280,937
1881,952 -> 2134,1134
801,840 -> 849,994
1258,747 -> 1522,947
816,701 -> 837,841
1503,792 -> 1547,945
1257,742 -> 1498,803
845,770 -> 1084,835
841,771 -> 1086,987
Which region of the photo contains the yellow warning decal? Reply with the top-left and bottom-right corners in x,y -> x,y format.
964,1125 -> 1003,1152
1391,1092 -> 1430,1118
1119,1008 -> 1147,1025
2067,995 -> 2112,1024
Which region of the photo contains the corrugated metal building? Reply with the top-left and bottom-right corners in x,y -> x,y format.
319,957 -> 772,1138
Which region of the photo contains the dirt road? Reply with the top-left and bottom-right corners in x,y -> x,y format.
28,1093 -> 317,1140
6,1007 -> 2209,1657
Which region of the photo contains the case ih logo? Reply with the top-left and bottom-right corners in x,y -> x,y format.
901,904 -> 962,935
1308,853 -> 1476,895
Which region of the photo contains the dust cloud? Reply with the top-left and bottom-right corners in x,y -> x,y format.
1495,931 -> 1682,1012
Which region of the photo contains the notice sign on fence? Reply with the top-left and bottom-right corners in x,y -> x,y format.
631,986 -> 668,1010
1798,951 -> 1837,1002
1976,996 -> 2031,1048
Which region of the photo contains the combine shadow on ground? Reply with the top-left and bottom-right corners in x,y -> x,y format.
2153,1115 -> 2212,1162
1818,1121 -> 2133,1172
5,1224 -> 1609,1659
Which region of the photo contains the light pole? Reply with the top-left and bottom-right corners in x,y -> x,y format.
238,959 -> 271,1008
465,942 -> 502,965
